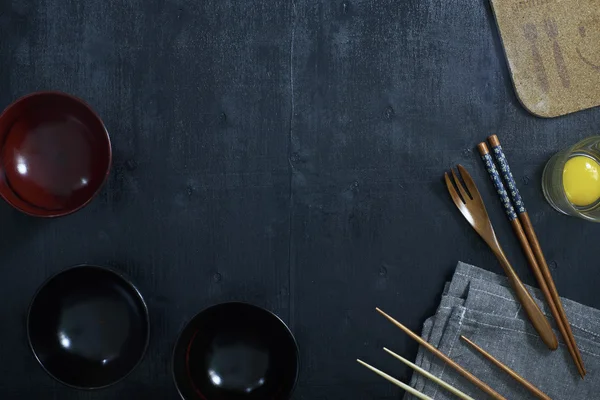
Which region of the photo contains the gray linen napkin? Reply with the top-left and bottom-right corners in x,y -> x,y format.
403,262 -> 600,400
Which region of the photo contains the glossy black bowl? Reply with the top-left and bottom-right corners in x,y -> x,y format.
172,303 -> 299,400
27,265 -> 149,389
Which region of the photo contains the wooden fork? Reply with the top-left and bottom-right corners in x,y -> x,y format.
444,165 -> 558,350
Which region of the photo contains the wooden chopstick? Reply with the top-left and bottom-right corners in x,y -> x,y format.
376,307 -> 507,400
478,141 -> 580,362
520,210 -> 585,375
356,359 -> 433,400
461,155 -> 557,349
383,347 -> 476,400
461,336 -> 552,400
483,135 -> 586,377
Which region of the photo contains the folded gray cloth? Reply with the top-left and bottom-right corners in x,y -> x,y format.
404,262 -> 600,400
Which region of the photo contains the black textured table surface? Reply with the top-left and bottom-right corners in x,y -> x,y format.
1,1 -> 600,399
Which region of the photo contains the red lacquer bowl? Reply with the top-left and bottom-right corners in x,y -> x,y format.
0,91 -> 111,217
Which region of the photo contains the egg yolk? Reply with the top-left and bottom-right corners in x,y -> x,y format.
563,156 -> 600,207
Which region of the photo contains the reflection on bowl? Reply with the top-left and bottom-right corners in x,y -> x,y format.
173,302 -> 299,400
27,265 -> 149,389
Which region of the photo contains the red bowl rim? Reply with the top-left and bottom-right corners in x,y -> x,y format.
0,90 -> 112,217
171,302 -> 300,400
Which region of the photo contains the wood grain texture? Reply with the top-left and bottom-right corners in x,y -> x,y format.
0,0 -> 600,399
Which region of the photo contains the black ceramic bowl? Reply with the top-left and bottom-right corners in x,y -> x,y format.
172,303 -> 299,400
27,265 -> 149,389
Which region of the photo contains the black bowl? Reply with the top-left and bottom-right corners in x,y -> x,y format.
27,265 -> 149,389
172,303 -> 299,400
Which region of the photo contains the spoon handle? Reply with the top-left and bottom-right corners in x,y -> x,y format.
492,245 -> 558,350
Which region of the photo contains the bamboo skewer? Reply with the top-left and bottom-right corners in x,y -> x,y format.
356,359 -> 433,400
384,347 -> 475,400
376,307 -> 507,400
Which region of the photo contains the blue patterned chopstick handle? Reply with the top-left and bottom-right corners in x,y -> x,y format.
482,153 -> 518,221
491,145 -> 526,214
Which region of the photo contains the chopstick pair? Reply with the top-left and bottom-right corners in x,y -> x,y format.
357,348 -> 475,400
477,135 -> 585,378
377,308 -> 552,400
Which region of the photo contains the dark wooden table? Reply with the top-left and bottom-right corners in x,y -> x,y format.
1,1 -> 599,399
